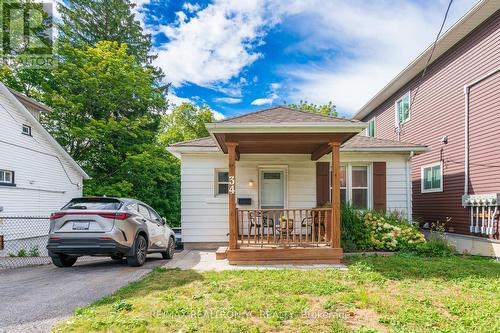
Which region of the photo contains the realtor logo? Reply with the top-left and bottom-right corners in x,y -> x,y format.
0,0 -> 55,68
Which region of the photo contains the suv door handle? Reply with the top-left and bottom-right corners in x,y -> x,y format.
139,218 -> 147,222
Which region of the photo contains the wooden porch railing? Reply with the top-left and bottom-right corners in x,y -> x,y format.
236,208 -> 332,248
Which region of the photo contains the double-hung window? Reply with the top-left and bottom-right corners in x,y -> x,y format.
336,164 -> 370,209
215,170 -> 229,195
0,170 -> 15,186
395,92 -> 410,126
421,162 -> 442,193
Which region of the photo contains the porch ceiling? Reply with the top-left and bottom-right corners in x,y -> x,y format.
213,132 -> 357,160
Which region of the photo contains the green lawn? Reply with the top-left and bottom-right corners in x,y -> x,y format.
54,255 -> 500,333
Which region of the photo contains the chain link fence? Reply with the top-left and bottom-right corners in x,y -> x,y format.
0,216 -> 96,270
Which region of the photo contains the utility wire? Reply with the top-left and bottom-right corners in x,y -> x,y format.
399,0 -> 454,139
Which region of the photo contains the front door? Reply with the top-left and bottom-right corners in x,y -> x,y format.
259,170 -> 285,209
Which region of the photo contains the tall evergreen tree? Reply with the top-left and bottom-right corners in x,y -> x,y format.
58,0 -> 153,65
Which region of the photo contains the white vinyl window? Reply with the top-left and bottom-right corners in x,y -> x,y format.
421,162 -> 442,193
367,118 -> 376,137
0,169 -> 15,185
22,124 -> 32,136
333,164 -> 371,209
215,170 -> 229,195
395,92 -> 410,126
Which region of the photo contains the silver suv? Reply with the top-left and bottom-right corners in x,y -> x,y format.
47,197 -> 175,267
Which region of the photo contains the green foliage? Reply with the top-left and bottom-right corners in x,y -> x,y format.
17,248 -> 27,257
413,238 -> 455,257
159,103 -> 215,145
285,100 -> 338,116
28,246 -> 40,257
341,203 -> 370,252
112,300 -> 133,313
58,0 -> 153,65
341,205 -> 427,252
362,210 -> 426,251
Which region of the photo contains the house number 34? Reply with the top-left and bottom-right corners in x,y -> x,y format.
228,175 -> 235,194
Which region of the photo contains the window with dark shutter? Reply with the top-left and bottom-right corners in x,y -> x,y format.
373,162 -> 386,212
316,162 -> 330,206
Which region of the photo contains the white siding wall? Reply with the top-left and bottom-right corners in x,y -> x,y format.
180,151 -> 412,244
0,90 -> 83,216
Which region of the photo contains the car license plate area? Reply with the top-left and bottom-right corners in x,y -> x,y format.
72,221 -> 90,230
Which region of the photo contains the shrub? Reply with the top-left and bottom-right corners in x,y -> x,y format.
341,206 -> 427,252
341,203 -> 370,252
413,238 -> 455,257
28,246 -> 40,257
362,210 -> 426,252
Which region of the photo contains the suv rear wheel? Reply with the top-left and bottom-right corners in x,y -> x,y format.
127,235 -> 147,267
51,253 -> 78,267
161,238 -> 175,259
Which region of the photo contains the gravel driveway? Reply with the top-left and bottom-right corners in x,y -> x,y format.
0,254 -> 168,333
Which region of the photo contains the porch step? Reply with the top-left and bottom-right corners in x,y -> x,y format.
215,246 -> 228,260
226,247 -> 343,265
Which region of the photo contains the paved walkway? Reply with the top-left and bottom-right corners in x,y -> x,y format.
164,250 -> 348,271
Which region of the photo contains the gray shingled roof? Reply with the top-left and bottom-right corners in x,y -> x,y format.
170,135 -> 427,150
214,106 -> 359,124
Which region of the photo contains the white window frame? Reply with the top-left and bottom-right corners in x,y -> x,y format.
214,169 -> 229,196
421,161 -> 443,193
367,117 -> 376,137
22,124 -> 32,136
0,169 -> 15,186
332,163 -> 372,209
394,92 -> 411,127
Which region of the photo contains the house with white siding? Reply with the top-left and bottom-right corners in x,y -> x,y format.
168,106 -> 427,264
0,82 -> 89,216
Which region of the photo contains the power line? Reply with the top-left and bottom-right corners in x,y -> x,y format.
400,0 -> 454,139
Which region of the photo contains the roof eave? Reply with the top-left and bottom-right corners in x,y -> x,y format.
341,147 -> 429,154
1,83 -> 90,180
206,122 -> 367,134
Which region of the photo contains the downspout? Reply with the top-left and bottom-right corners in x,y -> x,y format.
463,67 -> 500,197
406,151 -> 415,221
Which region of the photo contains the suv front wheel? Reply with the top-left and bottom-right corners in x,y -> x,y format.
161,238 -> 175,259
127,235 -> 147,267
51,253 -> 78,267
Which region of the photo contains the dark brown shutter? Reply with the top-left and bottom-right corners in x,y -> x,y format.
316,162 -> 330,206
373,162 -> 386,212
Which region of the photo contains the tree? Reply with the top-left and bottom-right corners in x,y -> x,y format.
42,41 -> 165,159
39,41 -> 180,223
286,100 -> 338,117
58,0 -> 153,64
159,103 -> 215,145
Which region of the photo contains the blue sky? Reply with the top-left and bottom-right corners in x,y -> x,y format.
132,0 -> 478,119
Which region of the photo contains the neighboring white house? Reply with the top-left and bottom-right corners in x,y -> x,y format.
0,82 -> 90,216
168,106 -> 428,251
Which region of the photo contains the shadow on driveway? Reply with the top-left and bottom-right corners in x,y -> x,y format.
0,253 -> 169,333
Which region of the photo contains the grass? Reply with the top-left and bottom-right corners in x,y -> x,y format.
54,255 -> 500,333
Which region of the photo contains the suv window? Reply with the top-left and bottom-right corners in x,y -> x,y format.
138,204 -> 151,219
63,198 -> 122,210
149,208 -> 161,222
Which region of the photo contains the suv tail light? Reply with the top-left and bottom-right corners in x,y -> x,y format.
49,212 -> 130,219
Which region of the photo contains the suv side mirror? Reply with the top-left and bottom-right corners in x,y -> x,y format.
160,217 -> 167,225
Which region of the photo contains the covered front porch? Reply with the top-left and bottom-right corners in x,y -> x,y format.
206,107 -> 366,264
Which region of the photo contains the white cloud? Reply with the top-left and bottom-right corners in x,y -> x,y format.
152,0 -> 279,90
251,98 -> 274,106
212,110 -> 226,120
167,93 -> 192,108
182,3 -> 201,13
214,97 -> 242,104
276,0 -> 477,115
